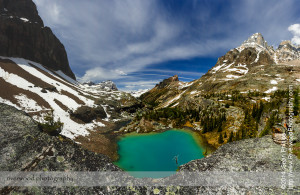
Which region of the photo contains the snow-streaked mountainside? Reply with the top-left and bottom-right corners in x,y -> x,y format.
141,33 -> 300,109
0,56 -> 136,139
130,89 -> 149,98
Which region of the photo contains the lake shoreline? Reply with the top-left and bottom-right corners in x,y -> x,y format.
113,128 -> 216,177
115,127 -> 216,159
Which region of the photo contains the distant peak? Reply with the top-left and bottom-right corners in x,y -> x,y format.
279,40 -> 291,46
277,40 -> 300,52
278,40 -> 300,49
242,32 -> 266,47
237,32 -> 274,54
170,75 -> 179,82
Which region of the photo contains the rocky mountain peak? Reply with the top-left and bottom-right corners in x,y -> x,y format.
168,75 -> 179,82
275,40 -> 300,64
243,33 -> 265,46
82,81 -> 96,86
156,75 -> 179,89
99,80 -> 118,91
278,40 -> 300,51
211,33 -> 275,75
82,80 -> 118,92
0,0 -> 76,79
238,33 -> 274,54
0,0 -> 43,25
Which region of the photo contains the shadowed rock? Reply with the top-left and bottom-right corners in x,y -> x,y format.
0,0 -> 76,79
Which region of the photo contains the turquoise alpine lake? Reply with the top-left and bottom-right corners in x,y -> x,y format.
114,129 -> 206,178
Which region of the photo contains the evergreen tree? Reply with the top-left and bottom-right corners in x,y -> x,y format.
218,133 -> 224,144
218,124 -> 222,132
39,110 -> 63,136
228,131 -> 234,142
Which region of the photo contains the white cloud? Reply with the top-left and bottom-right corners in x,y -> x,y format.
288,24 -> 300,45
32,0 -> 299,84
32,0 -> 230,82
121,80 -> 161,91
79,67 -> 128,82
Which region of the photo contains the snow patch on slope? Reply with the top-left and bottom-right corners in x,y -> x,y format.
55,70 -> 78,85
264,87 -> 278,94
270,80 -> 278,85
0,97 -> 20,109
20,17 -> 29,22
130,89 -> 149,98
164,90 -> 187,108
5,57 -> 94,107
224,64 -> 248,74
226,75 -> 242,79
178,81 -> 194,89
14,94 -> 43,112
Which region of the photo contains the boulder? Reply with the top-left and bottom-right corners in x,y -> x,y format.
71,106 -> 96,123
71,106 -> 107,123
93,105 -> 107,119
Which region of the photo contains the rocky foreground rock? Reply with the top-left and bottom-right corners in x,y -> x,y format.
1,103 -> 299,194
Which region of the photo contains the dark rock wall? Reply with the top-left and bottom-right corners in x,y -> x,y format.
0,0 -> 76,79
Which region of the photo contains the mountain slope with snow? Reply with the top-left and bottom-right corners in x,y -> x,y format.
141,33 -> 300,109
0,56 -> 135,139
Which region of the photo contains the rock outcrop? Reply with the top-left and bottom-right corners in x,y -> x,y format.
179,136 -> 300,194
0,0 -> 76,79
71,105 -> 107,123
0,103 -> 116,172
140,75 -> 183,106
156,75 -> 179,89
0,103 -> 123,194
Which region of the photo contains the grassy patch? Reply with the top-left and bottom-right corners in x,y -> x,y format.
292,142 -> 300,159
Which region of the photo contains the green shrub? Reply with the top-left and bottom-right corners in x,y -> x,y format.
259,111 -> 279,137
39,110 -> 63,136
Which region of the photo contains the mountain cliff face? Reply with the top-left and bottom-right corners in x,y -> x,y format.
0,0 -> 75,79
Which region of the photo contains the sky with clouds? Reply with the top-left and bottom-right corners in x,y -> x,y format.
32,0 -> 300,91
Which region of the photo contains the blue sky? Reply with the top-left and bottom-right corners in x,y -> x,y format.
33,0 -> 300,91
